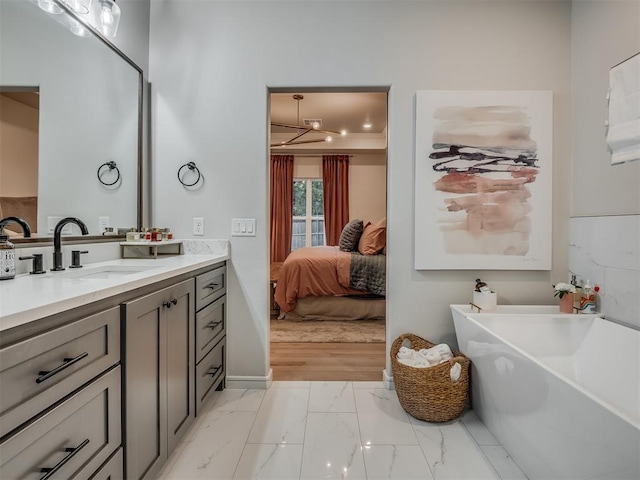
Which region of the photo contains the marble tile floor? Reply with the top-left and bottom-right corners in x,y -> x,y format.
159,381 -> 527,480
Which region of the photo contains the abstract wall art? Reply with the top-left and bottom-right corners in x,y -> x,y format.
414,90 -> 553,270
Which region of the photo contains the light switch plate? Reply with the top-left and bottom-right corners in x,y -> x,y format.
231,218 -> 256,237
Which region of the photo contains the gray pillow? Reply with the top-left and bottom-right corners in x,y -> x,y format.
339,219 -> 364,252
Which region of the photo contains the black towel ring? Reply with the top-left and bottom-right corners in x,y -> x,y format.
178,161 -> 202,187
97,161 -> 121,186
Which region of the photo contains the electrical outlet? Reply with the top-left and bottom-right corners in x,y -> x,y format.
193,217 -> 204,236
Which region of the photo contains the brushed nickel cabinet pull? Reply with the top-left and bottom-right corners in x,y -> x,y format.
39,438 -> 90,480
36,352 -> 89,384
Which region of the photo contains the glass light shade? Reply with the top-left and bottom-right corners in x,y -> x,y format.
65,0 -> 92,14
38,0 -> 63,14
98,0 -> 121,37
69,18 -> 91,37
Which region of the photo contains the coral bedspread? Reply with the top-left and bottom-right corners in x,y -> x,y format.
275,246 -> 368,313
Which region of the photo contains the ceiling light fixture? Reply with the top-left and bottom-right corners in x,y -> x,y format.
363,122 -> 372,129
271,94 -> 346,148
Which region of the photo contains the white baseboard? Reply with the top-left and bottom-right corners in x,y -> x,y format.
225,369 -> 273,390
383,368 -> 394,390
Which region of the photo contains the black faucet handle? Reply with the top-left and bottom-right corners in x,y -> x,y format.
19,254 -> 46,275
69,250 -> 89,269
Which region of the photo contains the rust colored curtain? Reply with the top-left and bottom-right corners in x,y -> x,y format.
270,155 -> 294,262
322,154 -> 350,246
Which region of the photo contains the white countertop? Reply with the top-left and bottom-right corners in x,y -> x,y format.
0,253 -> 228,333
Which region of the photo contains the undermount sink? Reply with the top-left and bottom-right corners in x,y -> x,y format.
54,264 -> 159,280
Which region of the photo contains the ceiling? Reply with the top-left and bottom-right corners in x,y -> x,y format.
270,92 -> 388,149
1,91 -> 40,110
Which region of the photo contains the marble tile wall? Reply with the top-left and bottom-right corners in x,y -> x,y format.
569,215 -> 640,328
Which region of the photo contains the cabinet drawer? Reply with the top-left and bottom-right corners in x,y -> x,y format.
88,448 -> 123,480
0,366 -> 121,480
195,265 -> 226,311
0,307 -> 120,438
195,296 -> 225,364
195,337 -> 225,415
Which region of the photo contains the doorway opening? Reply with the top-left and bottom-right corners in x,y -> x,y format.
267,87 -> 389,381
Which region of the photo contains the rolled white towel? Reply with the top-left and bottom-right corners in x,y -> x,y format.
397,346 -> 415,360
398,358 -> 417,367
417,344 -> 453,364
433,343 -> 453,360
450,362 -> 462,382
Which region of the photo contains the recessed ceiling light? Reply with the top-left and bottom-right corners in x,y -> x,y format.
363,123 -> 372,129
340,129 -> 347,136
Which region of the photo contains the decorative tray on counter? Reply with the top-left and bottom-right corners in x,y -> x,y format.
120,240 -> 183,259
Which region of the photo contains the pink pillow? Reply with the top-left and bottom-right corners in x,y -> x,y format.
358,221 -> 386,255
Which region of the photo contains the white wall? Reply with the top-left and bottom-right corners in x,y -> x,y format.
149,0 -> 573,381
571,0 -> 640,216
570,0 -> 640,328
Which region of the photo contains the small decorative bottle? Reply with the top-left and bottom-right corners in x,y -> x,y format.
0,234 -> 16,280
578,280 -> 597,314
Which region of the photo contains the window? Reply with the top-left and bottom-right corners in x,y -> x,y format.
292,178 -> 325,251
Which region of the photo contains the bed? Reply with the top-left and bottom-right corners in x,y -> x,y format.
274,244 -> 386,321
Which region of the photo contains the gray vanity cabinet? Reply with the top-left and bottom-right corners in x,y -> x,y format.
194,265 -> 226,415
122,278 -> 195,480
0,308 -> 122,480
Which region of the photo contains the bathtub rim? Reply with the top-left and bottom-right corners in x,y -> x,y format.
450,304 -> 640,430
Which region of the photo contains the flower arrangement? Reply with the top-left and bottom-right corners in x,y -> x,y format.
553,282 -> 576,299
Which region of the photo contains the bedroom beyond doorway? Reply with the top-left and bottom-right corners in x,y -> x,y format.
268,88 -> 389,381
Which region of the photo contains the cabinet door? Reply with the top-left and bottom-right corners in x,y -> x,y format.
123,291 -> 166,480
166,280 -> 195,454
123,279 -> 195,480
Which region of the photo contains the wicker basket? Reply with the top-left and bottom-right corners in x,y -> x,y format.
391,333 -> 470,423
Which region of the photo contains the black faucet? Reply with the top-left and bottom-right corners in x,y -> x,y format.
0,216 -> 32,238
51,217 -> 89,271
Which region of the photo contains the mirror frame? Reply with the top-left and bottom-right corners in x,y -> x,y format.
10,0 -> 143,245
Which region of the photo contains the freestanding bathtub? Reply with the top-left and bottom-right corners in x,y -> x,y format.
450,304 -> 640,480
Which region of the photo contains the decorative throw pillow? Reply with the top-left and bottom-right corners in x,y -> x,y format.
358,221 -> 386,255
339,219 -> 364,252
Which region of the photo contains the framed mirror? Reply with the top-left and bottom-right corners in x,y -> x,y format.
0,0 -> 142,242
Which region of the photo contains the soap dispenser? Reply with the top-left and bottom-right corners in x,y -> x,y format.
0,234 -> 16,280
579,280 -> 596,314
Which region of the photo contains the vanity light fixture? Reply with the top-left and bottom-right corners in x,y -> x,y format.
38,0 -> 63,14
69,17 -> 91,37
97,0 -> 121,38
65,0 -> 93,15
38,0 -> 121,38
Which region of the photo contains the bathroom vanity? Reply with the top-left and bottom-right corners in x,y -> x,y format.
0,252 -> 228,479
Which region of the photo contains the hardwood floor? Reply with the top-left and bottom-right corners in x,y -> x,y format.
270,342 -> 386,381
